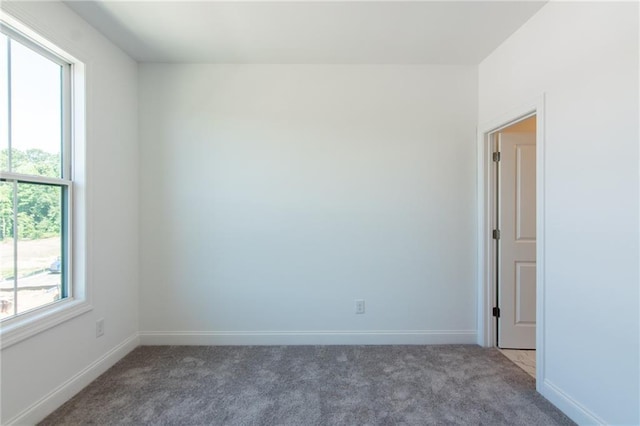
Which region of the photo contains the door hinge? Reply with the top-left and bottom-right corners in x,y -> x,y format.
492,152 -> 501,162
492,307 -> 501,318
492,229 -> 500,240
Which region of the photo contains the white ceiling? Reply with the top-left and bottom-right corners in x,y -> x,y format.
64,1 -> 546,64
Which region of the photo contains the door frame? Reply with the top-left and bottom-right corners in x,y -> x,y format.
476,94 -> 546,389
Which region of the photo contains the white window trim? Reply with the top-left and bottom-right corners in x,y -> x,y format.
0,10 -> 90,350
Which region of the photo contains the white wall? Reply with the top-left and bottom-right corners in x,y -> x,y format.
0,1 -> 139,424
139,65 -> 478,344
479,2 -> 639,424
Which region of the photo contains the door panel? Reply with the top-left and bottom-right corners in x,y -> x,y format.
498,130 -> 536,349
515,261 -> 536,324
516,144 -> 536,241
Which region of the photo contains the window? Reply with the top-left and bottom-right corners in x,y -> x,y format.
0,27 -> 70,320
0,13 -> 88,347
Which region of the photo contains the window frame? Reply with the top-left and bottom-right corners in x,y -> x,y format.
0,12 -> 90,349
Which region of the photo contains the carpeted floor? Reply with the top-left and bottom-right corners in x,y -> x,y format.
41,345 -> 574,425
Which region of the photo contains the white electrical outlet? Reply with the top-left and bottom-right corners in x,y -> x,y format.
96,318 -> 105,337
355,299 -> 365,314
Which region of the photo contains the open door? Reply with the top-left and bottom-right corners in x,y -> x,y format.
496,118 -> 536,349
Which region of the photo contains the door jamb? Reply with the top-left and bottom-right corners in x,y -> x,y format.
476,95 -> 545,390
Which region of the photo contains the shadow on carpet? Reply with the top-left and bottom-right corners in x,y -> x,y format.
41,345 -> 574,425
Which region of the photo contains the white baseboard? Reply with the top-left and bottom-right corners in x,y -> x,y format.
138,330 -> 477,346
6,333 -> 140,426
540,379 -> 606,425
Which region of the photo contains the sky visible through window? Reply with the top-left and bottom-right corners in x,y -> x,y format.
3,36 -> 62,172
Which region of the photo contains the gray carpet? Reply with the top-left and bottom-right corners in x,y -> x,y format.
41,345 -> 574,425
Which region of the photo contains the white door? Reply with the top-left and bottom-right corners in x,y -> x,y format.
497,130 -> 536,349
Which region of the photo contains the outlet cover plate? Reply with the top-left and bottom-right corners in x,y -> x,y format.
96,318 -> 105,337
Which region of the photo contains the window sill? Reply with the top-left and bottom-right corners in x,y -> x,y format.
0,298 -> 93,349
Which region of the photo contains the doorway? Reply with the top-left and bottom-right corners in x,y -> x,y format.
491,116 -> 537,377
494,115 -> 537,350
477,99 -> 545,386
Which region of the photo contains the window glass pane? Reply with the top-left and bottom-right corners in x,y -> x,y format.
10,39 -> 62,178
15,182 -> 63,315
0,181 -> 15,319
0,33 -> 8,172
